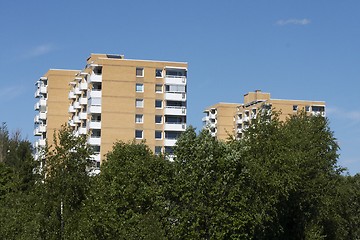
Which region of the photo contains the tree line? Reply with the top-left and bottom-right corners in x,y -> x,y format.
0,112 -> 359,239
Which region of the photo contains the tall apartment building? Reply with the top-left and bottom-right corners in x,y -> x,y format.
203,90 -> 325,140
34,54 -> 188,165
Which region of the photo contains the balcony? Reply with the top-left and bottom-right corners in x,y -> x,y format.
209,112 -> 216,119
164,139 -> 177,146
243,116 -> 250,122
164,107 -> 186,116
34,115 -> 40,123
68,105 -> 76,113
90,153 -> 101,162
164,92 -> 186,101
89,74 -> 102,82
37,139 -> 46,147
89,90 -> 102,98
79,82 -> 88,90
236,128 -> 243,134
78,127 -> 87,135
236,118 -> 243,124
34,125 -> 46,136
165,76 -> 186,85
68,91 -> 76,99
88,137 -> 101,145
74,87 -> 81,95
164,123 -> 186,131
68,120 -> 76,127
202,116 -> 209,122
79,112 -> 87,120
73,116 -> 81,123
88,121 -> 101,129
88,105 -> 101,114
73,101 -> 81,109
79,97 -> 87,105
40,86 -> 47,94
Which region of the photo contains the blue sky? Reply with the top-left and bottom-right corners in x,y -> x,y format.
1,0 -> 359,174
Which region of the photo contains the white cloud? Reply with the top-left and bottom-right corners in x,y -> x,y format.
22,44 -> 55,59
0,86 -> 25,101
276,18 -> 311,26
327,107 -> 360,122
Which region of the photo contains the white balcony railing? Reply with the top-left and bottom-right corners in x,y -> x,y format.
202,116 -> 209,122
88,121 -> 101,129
164,139 -> 177,146
88,105 -> 101,114
74,101 -> 81,109
165,76 -> 186,85
236,118 -> 243,124
88,137 -> 101,145
78,127 -> 87,135
164,107 -> 186,116
79,82 -> 88,90
89,74 -> 102,83
164,123 -> 186,131
68,105 -> 76,113
89,90 -> 102,98
37,139 -> 46,147
73,116 -> 81,123
164,92 -> 186,101
79,112 -> 87,120
68,91 -> 76,99
79,97 -> 87,105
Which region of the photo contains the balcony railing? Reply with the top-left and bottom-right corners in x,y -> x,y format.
164,107 -> 186,116
165,76 -> 186,85
164,92 -> 186,101
164,123 -> 186,131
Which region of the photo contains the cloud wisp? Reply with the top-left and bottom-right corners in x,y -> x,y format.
276,18 -> 311,26
327,107 -> 360,122
21,44 -> 55,59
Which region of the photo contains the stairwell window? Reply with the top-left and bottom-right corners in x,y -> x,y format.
136,99 -> 144,108
155,84 -> 163,93
155,69 -> 163,78
136,68 -> 144,77
155,115 -> 162,124
136,83 -> 144,92
155,131 -> 162,139
135,114 -> 143,123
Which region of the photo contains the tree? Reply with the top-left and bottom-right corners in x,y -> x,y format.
76,141 -> 172,239
36,125 -> 93,239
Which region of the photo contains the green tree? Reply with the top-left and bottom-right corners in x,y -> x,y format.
77,141 -> 172,239
37,125 -> 93,239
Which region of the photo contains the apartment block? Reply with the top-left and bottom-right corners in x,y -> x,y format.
34,69 -> 79,156
34,54 -> 188,165
203,90 -> 325,140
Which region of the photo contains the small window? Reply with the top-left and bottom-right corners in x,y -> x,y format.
155,146 -> 162,155
155,131 -> 162,139
155,69 -> 163,78
92,145 -> 101,153
305,106 -> 310,112
155,115 -> 162,124
293,105 -> 298,111
155,100 -> 162,108
135,130 -> 143,139
155,84 -> 163,93
135,114 -> 143,123
136,83 -> 144,92
136,68 -> 144,77
136,99 -> 144,108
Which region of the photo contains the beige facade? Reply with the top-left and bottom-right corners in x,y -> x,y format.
203,90 -> 325,140
34,54 -> 188,166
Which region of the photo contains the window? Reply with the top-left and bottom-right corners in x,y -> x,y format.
92,145 -> 101,153
135,114 -> 143,123
155,131 -> 162,139
155,100 -> 162,108
305,105 -> 310,112
91,129 -> 101,138
136,99 -> 144,108
164,146 -> 174,154
135,130 -> 143,139
155,69 -> 163,78
293,105 -> 298,111
136,68 -> 144,77
155,146 -> 162,155
155,115 -> 162,124
136,83 -> 144,92
166,69 -> 186,77
155,84 -> 163,93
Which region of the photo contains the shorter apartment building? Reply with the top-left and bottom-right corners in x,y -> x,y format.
203,90 -> 325,140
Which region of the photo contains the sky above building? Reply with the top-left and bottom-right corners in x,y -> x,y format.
1,0 -> 359,174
